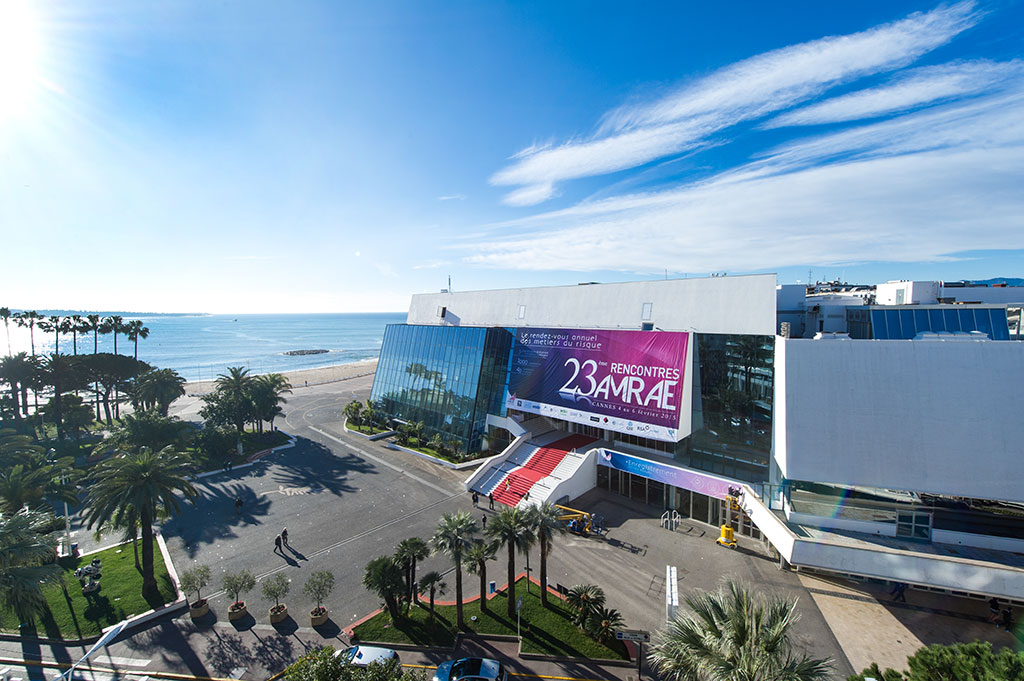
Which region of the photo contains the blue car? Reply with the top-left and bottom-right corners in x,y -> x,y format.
433,658 -> 508,681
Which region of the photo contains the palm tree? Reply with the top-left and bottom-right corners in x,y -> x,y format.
215,366 -> 255,433
0,353 -> 37,432
84,314 -> 103,419
566,584 -> 605,627
418,571 -> 446,622
37,315 -> 61,355
530,502 -> 566,608
394,537 -> 430,603
83,446 -> 198,599
0,509 -> 64,626
134,368 -> 186,416
69,315 -> 86,355
14,311 -> 39,356
648,581 -> 833,681
362,555 -> 405,620
431,510 -> 477,629
465,539 -> 498,614
39,353 -> 84,440
125,320 -> 150,360
0,307 -> 12,356
251,373 -> 291,433
586,606 -> 624,643
343,400 -> 363,427
101,315 -> 124,355
486,505 -> 536,619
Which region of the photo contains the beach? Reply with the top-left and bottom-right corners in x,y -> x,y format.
184,358 -> 378,395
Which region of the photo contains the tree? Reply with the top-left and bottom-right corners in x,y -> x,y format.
84,446 -> 199,600
529,501 -> 565,608
0,509 -> 64,626
394,537 -> 429,603
101,411 -> 191,453
37,316 -> 61,355
0,353 -> 39,432
0,307 -> 11,356
84,314 -> 103,419
39,353 -> 86,440
585,605 -> 624,643
223,570 -> 256,608
465,539 -> 498,614
362,555 -> 405,620
124,320 -> 150,360
428,433 -> 445,457
101,315 -> 125,355
648,581 -> 833,681
284,646 -> 426,681
849,642 -> 1024,681
134,368 -> 186,416
251,373 -> 291,433
58,394 -> 95,442
431,510 -> 477,628
69,315 -> 85,355
418,571 -> 446,622
14,311 -> 39,357
486,505 -> 535,619
261,572 -> 290,613
77,353 -> 149,425
180,565 -> 211,606
303,570 -> 335,617
566,584 -> 605,628
211,366 -> 255,433
343,400 -> 363,427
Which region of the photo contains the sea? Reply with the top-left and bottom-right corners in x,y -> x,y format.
3,313 -> 406,382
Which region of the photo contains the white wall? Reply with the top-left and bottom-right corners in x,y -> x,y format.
941,286 -> 1024,305
776,284 -> 806,337
408,275 -> 777,336
877,281 -> 939,305
775,337 -> 1024,503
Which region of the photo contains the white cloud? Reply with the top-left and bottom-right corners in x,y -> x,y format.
437,194 -> 467,201
766,60 -> 1022,127
490,2 -> 980,205
468,88 -> 1024,273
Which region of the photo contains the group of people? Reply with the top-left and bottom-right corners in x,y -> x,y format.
988,597 -> 1015,632
274,528 -> 290,554
471,490 -> 495,509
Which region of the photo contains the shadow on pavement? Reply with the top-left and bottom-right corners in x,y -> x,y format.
204,629 -> 257,676
271,438 -> 375,496
230,612 -> 256,631
162,483 -> 272,558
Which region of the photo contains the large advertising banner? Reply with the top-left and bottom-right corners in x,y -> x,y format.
597,449 -> 744,500
506,328 -> 691,442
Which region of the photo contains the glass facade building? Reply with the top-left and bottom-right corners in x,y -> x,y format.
847,305 -> 1012,340
370,324 -> 512,454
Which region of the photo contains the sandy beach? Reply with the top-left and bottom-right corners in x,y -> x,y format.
184,358 -> 377,395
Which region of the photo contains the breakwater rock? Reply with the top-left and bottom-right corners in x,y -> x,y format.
283,349 -> 330,356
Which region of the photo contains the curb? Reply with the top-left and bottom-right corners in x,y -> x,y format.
343,418 -> 488,470
191,430 -> 298,481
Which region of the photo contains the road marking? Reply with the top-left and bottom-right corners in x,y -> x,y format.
93,657 -> 151,668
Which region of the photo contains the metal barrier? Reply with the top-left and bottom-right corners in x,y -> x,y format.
661,509 -> 682,531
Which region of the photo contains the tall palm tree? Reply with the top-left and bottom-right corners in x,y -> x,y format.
38,315 -> 61,355
530,501 -> 566,608
362,555 -> 405,620
431,510 -> 477,629
14,311 -> 39,356
0,353 -> 40,432
486,505 -> 536,619
84,446 -> 198,599
84,314 -> 103,419
417,571 -> 446,622
394,537 -> 430,603
0,509 -> 64,626
39,353 -> 83,440
125,320 -> 150,360
251,373 -> 291,433
69,315 -> 86,355
0,307 -> 12,356
101,315 -> 124,355
215,366 -> 255,433
465,539 -> 498,614
648,581 -> 833,681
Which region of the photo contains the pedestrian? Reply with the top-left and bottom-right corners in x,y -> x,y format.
274,534 -> 283,554
282,528 -> 289,546
1001,607 -> 1014,632
890,582 -> 907,603
488,492 -> 494,510
472,491 -> 479,507
988,597 -> 1001,623
234,496 -> 243,514
482,514 -> 487,529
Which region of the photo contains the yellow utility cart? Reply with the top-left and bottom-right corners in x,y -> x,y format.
716,487 -> 743,549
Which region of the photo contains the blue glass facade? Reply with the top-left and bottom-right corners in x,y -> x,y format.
848,306 -> 1011,340
369,324 -> 513,454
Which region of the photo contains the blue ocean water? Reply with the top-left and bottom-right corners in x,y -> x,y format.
8,313 -> 406,382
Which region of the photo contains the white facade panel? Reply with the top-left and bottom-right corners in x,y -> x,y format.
408,275 -> 777,336
776,337 -> 1024,503
941,285 -> 1024,305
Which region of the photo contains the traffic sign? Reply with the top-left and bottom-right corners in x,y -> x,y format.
616,629 -> 650,642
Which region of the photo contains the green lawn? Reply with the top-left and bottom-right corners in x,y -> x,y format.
187,429 -> 292,473
349,423 -> 392,436
353,579 -> 629,660
0,542 -> 178,639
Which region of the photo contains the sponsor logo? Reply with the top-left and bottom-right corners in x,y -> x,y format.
517,400 -> 523,407
589,416 -> 600,423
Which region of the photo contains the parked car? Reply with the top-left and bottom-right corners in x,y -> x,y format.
334,645 -> 400,668
433,658 -> 508,681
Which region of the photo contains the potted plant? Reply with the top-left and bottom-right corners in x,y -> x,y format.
303,570 -> 335,626
223,569 -> 256,621
262,572 -> 290,624
180,565 -> 212,619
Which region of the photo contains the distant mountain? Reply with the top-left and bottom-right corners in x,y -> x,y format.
970,278 -> 1024,287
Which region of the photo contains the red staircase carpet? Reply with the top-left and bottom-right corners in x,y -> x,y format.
491,434 -> 596,507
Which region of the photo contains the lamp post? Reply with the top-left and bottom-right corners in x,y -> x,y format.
50,448 -> 72,556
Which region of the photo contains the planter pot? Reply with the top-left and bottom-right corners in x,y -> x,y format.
228,602 -> 248,621
269,604 -> 288,624
310,608 -> 328,627
189,600 -> 210,619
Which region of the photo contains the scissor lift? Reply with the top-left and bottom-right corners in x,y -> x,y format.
556,504 -> 606,537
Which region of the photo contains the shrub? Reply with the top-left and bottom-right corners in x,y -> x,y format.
222,569 -> 256,608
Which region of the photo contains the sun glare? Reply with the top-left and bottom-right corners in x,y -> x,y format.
0,0 -> 42,119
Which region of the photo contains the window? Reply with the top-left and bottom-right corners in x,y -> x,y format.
641,303 -> 653,321
517,305 -> 526,320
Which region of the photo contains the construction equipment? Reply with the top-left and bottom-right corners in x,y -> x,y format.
716,487 -> 743,549
556,505 -> 606,537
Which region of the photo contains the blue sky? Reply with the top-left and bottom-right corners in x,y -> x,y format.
1,0 -> 1022,313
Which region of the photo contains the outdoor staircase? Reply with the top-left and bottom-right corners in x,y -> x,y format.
489,434 -> 596,507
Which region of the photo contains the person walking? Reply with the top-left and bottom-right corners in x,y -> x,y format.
234,496 -> 243,514
488,492 -> 495,510
1001,607 -> 1014,632
481,514 -> 487,529
472,491 -> 479,507
282,528 -> 289,546
274,534 -> 283,554
890,582 -> 907,603
988,597 -> 1001,623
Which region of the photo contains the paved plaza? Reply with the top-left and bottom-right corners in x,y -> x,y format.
1,372 -> 1017,681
